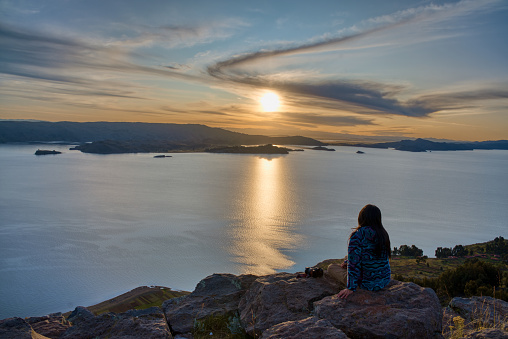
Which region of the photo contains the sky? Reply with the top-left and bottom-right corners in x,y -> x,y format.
1,0 -> 507,141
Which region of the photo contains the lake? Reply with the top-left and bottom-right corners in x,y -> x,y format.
0,144 -> 507,319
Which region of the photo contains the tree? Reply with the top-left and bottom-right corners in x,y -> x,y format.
451,245 -> 467,257
393,244 -> 424,257
435,247 -> 452,258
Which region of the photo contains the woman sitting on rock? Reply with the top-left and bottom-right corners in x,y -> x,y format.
328,204 -> 391,299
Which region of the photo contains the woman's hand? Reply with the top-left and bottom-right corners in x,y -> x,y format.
340,260 -> 347,269
337,288 -> 354,299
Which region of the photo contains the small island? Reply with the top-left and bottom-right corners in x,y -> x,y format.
311,146 -> 335,151
205,144 -> 290,154
153,155 -> 172,158
35,149 -> 62,155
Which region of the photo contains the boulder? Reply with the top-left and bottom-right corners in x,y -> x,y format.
60,306 -> 172,338
162,273 -> 257,334
448,296 -> 508,330
238,272 -> 339,337
26,313 -> 71,338
261,316 -> 348,339
444,296 -> 508,338
0,317 -> 50,339
313,280 -> 443,338
66,306 -> 95,323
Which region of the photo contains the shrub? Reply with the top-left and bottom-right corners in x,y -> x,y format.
438,258 -> 501,299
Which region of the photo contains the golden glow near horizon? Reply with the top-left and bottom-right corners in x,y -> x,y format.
260,92 -> 281,112
2,1 -> 507,141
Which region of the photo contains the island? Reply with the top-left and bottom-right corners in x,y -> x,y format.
311,146 -> 335,151
35,149 -> 62,155
205,144 -> 290,154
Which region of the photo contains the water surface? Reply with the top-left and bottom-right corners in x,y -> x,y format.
0,144 -> 506,318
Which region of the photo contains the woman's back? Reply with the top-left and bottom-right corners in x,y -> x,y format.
348,226 -> 391,291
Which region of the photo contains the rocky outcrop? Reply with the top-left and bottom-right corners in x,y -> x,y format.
0,317 -> 51,339
261,316 -> 348,339
237,272 -> 340,336
314,280 -> 443,338
46,306 -> 172,339
26,313 -> 71,338
162,273 -> 257,334
443,296 -> 508,338
8,270 -> 508,338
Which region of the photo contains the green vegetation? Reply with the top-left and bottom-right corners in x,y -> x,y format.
436,245 -> 468,258
391,237 -> 508,305
86,286 -> 190,315
392,244 -> 423,257
446,299 -> 508,339
192,312 -> 249,339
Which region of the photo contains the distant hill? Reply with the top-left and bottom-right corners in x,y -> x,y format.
354,138 -> 508,152
0,121 -> 324,147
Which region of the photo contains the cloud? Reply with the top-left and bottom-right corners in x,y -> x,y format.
205,14 -> 428,117
0,23 -> 203,78
407,87 -> 508,111
107,18 -> 249,49
279,112 -> 374,127
0,22 -> 205,106
205,0 -> 505,119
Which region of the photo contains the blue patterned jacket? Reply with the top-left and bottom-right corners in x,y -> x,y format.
347,226 -> 391,291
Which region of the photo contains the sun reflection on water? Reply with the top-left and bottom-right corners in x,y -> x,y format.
226,156 -> 302,275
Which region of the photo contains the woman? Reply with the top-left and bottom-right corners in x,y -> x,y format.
328,204 -> 391,299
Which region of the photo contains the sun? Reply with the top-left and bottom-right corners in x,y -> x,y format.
260,92 -> 280,112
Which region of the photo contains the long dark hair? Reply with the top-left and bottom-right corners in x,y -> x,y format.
351,204 -> 391,258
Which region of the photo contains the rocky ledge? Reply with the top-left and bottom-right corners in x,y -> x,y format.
2,271 -> 507,338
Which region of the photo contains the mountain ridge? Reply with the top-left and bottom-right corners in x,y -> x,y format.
0,121 -> 324,147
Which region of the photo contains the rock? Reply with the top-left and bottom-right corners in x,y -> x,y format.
444,296 -> 508,338
261,316 -> 348,339
163,273 -> 257,335
313,280 -> 443,339
66,306 -> 95,323
238,272 -> 339,337
448,296 -> 508,331
0,317 -> 50,339
464,328 -> 508,338
26,313 -> 71,338
61,306 -> 172,338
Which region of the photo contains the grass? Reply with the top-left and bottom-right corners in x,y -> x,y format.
85,286 -> 190,315
445,294 -> 508,338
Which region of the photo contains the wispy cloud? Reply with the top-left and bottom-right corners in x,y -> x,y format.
407,87 -> 508,111
106,18 -> 249,49
0,23 -> 202,102
279,112 -> 374,127
205,0 -> 505,119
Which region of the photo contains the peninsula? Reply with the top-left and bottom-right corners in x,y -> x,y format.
351,138 -> 508,152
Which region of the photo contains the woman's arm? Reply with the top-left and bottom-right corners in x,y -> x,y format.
347,229 -> 364,291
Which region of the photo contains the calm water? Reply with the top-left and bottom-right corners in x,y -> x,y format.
0,144 -> 507,318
